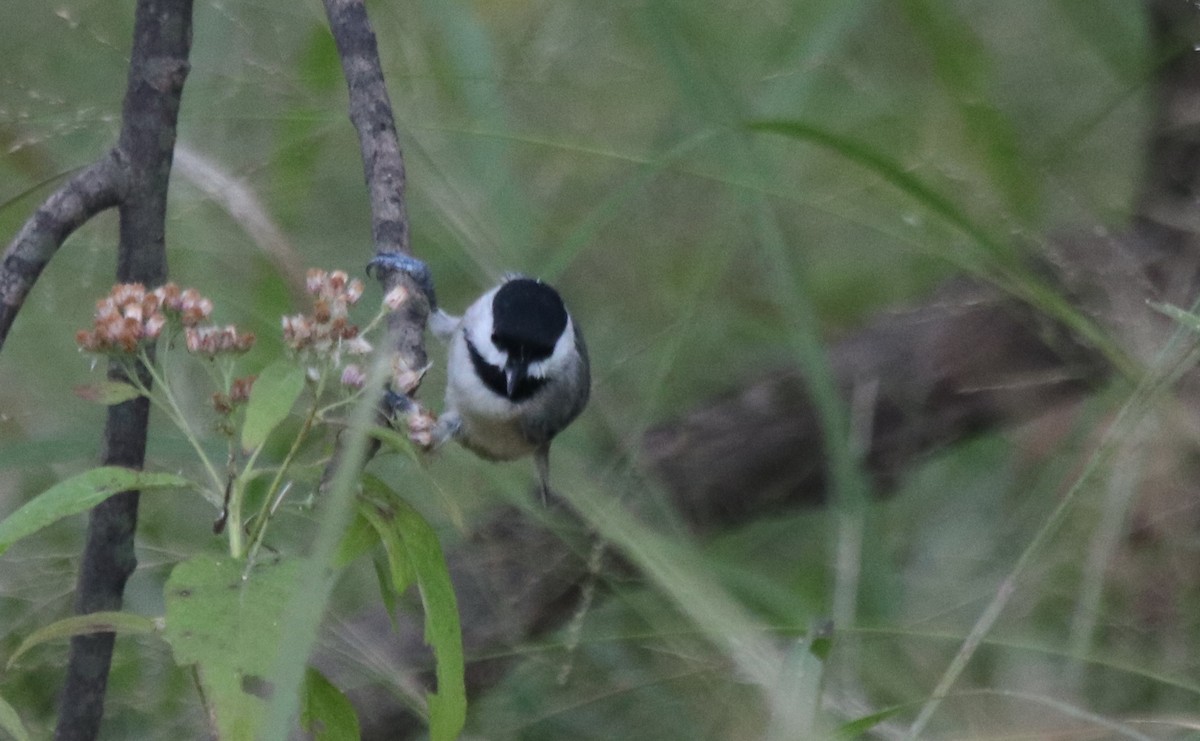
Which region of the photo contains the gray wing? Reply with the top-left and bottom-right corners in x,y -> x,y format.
519,321 -> 590,446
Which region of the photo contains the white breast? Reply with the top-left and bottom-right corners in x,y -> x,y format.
443,323 -> 538,461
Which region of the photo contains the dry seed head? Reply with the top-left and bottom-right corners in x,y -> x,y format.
184,325 -> 256,357
383,285 -> 409,311
306,269 -> 325,295
77,282 -> 172,354
391,355 -> 430,395
340,364 -> 366,389
344,336 -> 372,356
282,268 -> 364,357
230,375 -> 255,404
406,407 -> 438,449
211,392 -> 232,415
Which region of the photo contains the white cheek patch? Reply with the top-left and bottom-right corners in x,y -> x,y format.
527,317 -> 575,379
461,286 -> 508,369
446,327 -> 515,416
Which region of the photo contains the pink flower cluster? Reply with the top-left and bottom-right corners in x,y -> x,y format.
185,325 -> 256,357
76,282 -> 221,354
281,269 -> 368,354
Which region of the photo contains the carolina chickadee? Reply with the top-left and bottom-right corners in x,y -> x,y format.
428,275 -> 590,502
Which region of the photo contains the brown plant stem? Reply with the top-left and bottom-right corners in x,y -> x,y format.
51,1 -> 193,738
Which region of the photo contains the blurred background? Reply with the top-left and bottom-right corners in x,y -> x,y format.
2,0 -> 1191,738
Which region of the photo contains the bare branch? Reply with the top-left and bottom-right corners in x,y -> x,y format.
646,276 -> 1104,528
322,0 -> 428,374
0,153 -> 126,350
1135,0 -> 1200,234
322,0 -> 410,257
53,393 -> 151,741
54,0 -> 193,738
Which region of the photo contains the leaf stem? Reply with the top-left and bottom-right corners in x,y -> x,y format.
239,372 -> 326,563
131,351 -> 225,504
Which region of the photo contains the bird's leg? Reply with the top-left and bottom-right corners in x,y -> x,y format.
430,411 -> 462,450
535,444 -> 553,505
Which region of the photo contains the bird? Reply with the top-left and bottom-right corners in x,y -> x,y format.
428,274 -> 590,502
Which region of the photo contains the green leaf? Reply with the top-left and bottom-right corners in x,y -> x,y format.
359,501 -> 415,596
368,424 -> 422,461
72,381 -> 144,405
163,554 -> 303,740
362,477 -> 466,741
300,667 -> 361,741
900,0 -> 1038,221
241,360 -> 306,452
0,467 -> 192,556
371,551 -> 400,631
747,119 -> 996,255
333,508 -> 381,570
7,611 -> 159,668
360,500 -> 415,633
834,705 -> 908,740
0,692 -> 31,741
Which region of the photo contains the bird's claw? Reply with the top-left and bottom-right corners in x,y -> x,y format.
367,253 -> 437,309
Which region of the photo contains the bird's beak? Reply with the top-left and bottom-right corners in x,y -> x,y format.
505,362 -> 526,398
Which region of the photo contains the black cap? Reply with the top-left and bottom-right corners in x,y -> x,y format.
491,279 -> 568,361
